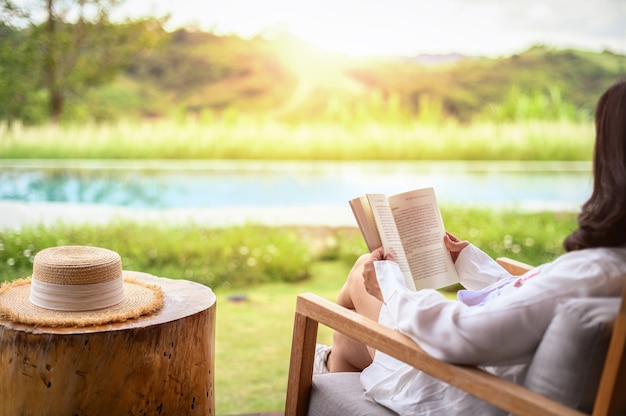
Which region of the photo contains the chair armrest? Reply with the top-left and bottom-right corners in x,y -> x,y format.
497,257 -> 533,275
285,292 -> 585,416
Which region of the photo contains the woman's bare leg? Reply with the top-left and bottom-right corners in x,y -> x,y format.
326,254 -> 383,372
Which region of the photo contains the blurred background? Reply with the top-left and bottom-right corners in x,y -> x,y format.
2,0 -> 624,128
1,0 -> 625,414
1,0 -> 624,222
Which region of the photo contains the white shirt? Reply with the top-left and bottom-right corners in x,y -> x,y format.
360,245 -> 626,415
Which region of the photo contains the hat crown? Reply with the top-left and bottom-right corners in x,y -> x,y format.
29,246 -> 125,312
0,245 -> 164,327
33,246 -> 122,285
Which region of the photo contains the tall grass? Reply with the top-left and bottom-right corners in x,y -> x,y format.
0,118 -> 593,160
482,85 -> 591,122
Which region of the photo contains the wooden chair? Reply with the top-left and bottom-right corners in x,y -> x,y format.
284,257 -> 626,416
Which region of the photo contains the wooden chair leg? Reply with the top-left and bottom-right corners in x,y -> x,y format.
285,308 -> 319,416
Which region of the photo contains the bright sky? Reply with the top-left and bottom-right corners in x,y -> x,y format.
119,0 -> 625,57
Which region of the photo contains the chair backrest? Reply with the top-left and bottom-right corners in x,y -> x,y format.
592,282 -> 626,415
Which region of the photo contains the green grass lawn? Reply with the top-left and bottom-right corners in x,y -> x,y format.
213,259 -> 479,415
214,261 -> 348,415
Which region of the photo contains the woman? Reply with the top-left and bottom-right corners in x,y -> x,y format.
314,79 -> 626,415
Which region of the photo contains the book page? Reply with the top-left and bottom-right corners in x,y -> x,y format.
387,188 -> 458,290
366,194 -> 416,290
349,197 -> 382,252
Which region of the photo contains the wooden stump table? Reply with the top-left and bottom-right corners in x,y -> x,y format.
0,272 -> 216,415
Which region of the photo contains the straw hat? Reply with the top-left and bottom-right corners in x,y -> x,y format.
0,246 -> 164,327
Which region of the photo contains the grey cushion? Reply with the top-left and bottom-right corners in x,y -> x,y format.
308,372 -> 398,416
523,297 -> 619,413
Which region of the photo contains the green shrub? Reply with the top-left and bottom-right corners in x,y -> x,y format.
442,207 -> 576,265
0,222 -> 315,289
0,209 -> 578,287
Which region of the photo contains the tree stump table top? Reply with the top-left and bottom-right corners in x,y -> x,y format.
0,271 -> 216,333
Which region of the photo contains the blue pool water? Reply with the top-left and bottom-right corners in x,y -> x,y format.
0,160 -> 592,211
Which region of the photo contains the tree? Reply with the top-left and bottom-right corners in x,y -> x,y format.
0,2 -> 47,123
0,22 -> 45,123
0,0 -> 167,122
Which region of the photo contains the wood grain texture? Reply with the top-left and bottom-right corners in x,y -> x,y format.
0,273 -> 216,415
592,283 -> 626,415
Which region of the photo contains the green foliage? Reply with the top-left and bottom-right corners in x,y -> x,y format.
324,90 -> 445,126
0,209 -> 578,287
0,0 -> 169,122
344,45 -> 625,123
3,11 -> 626,126
53,18 -> 169,122
441,46 -> 620,121
94,43 -> 626,124
481,85 -> 588,122
127,29 -> 296,118
0,118 -> 594,160
0,222 -> 319,289
442,207 -> 575,265
0,23 -> 47,123
63,75 -> 172,122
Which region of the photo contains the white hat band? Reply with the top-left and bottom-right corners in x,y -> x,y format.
29,275 -> 126,311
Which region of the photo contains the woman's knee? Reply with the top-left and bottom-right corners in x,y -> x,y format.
348,254 -> 369,285
354,253 -> 370,268
337,253 -> 369,307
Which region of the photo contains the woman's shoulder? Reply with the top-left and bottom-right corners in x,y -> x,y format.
549,246 -> 626,279
560,246 -> 626,263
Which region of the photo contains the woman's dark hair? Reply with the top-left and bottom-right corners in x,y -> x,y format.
564,79 -> 626,251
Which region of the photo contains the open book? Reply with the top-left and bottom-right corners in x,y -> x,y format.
349,187 -> 458,291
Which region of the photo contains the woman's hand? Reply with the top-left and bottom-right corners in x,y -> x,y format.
444,232 -> 469,263
362,247 -> 393,302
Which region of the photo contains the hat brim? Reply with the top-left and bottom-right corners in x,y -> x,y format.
0,273 -> 164,328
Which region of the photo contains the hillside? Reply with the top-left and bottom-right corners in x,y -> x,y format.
117,31 -> 626,122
